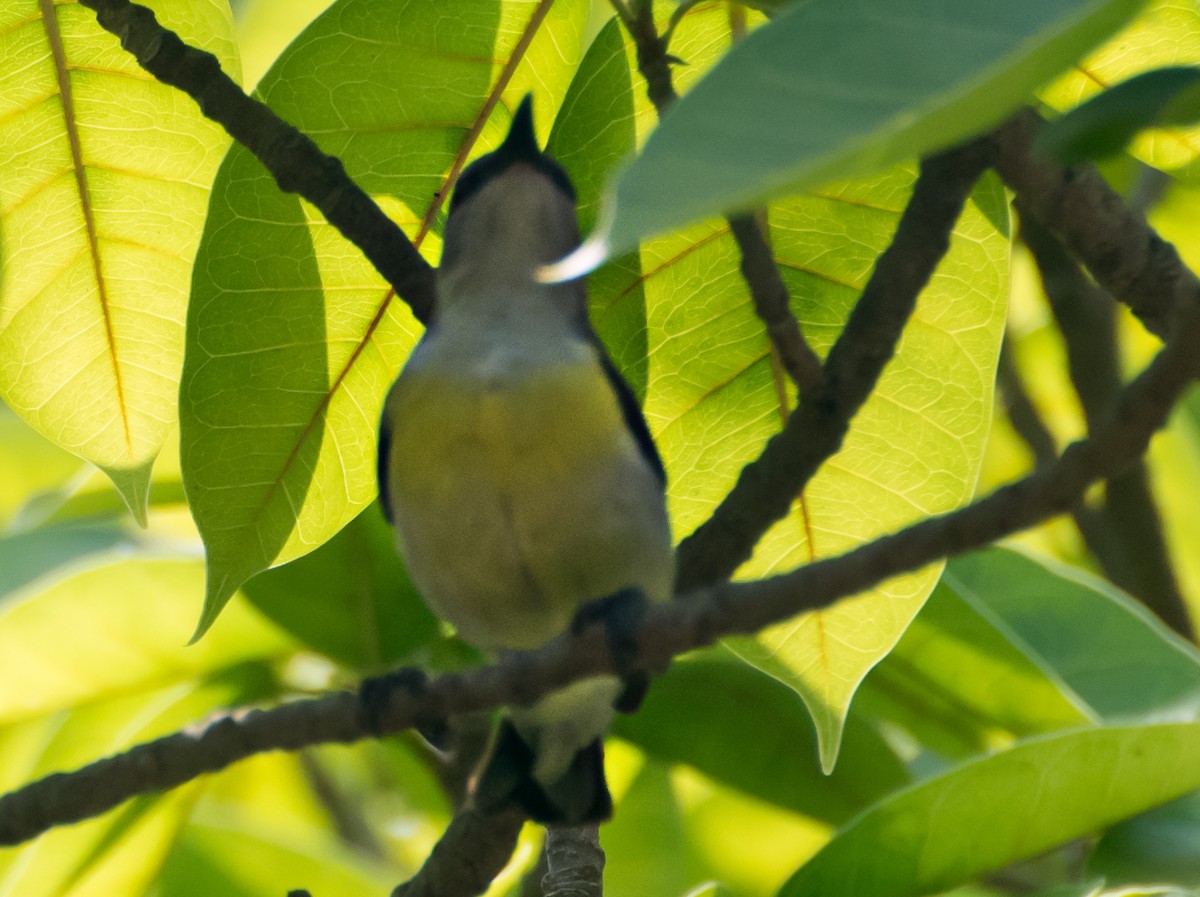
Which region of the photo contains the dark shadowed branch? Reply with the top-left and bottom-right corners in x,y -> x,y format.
1020,212 -> 1191,638
390,807 -> 526,897
995,336 -> 1114,562
994,108 -> 1194,339
995,337 -> 1059,467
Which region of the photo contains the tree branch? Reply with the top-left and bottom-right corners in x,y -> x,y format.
6,270 -> 1199,845
995,337 -> 1058,467
674,136 -> 995,591
77,0 -> 437,323
391,807 -> 526,897
621,2 -> 824,398
1020,211 -> 1192,638
996,333 -> 1119,579
994,108 -> 1195,339
729,212 -> 825,397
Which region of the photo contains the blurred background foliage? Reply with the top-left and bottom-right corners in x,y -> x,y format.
3,0 -> 1200,896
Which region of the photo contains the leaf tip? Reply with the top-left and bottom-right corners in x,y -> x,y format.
816,714 -> 846,775
190,569 -> 237,644
102,461 -> 154,528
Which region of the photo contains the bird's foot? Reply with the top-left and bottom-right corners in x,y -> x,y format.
571,587 -> 651,714
359,667 -> 451,748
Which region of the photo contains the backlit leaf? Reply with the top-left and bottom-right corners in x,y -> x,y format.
0,0 -> 239,520
651,167 -> 1009,770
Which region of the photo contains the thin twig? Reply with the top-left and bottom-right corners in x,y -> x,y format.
1019,212 -> 1123,427
995,337 -> 1058,467
995,335 -> 1115,568
382,719 -> 510,897
76,0 -> 437,322
621,1 -> 823,398
729,212 -> 825,396
675,137 -> 996,591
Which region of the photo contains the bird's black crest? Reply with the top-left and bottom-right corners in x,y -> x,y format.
449,94 -> 576,213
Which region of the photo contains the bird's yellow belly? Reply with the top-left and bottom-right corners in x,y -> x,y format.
386,361 -> 670,651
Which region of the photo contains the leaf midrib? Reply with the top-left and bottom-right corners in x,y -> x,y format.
38,0 -> 133,455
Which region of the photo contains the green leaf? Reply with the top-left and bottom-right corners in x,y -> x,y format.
572,0 -> 1141,261
181,0 -> 589,637
233,0 -> 334,89
158,746 -> 407,897
241,504 -> 437,671
0,402 -> 84,528
614,651 -> 909,825
1025,885 -> 1104,897
1037,66 -> 1200,164
859,580 -> 1091,761
0,0 -> 239,520
0,519 -> 133,596
777,723 -> 1200,897
945,548 -> 1200,721
159,816 -> 398,896
603,747 -> 703,897
1144,379 -> 1200,628
1041,0 -> 1200,174
0,555 -> 294,724
652,167 -> 1008,770
0,669 -> 268,896
1091,792 -> 1200,888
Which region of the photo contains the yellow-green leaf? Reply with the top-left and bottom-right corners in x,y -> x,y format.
0,0 -> 239,521
1042,0 -> 1200,174
0,555 -> 293,724
647,167 -> 1010,770
0,671 -> 264,896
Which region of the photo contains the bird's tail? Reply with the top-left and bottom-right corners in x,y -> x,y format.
473,719 -> 613,825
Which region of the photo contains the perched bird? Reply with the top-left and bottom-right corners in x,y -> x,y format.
377,96 -> 673,825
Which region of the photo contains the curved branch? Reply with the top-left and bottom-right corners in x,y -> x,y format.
1020,210 -> 1192,638
391,807 -> 526,897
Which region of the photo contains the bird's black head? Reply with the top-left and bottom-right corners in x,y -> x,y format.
449,94 -> 576,213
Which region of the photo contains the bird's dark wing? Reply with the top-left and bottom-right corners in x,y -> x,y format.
591,337 -> 666,486
377,400 -> 394,523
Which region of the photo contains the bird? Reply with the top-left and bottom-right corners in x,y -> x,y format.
376,95 -> 673,825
